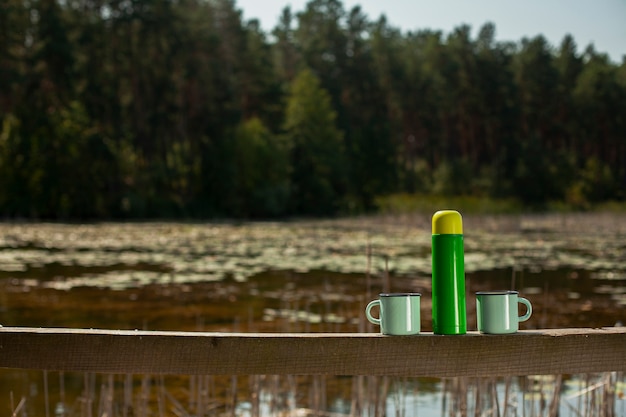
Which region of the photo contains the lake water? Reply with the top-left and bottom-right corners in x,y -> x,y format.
1,213 -> 625,416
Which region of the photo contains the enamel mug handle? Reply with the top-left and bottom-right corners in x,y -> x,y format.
365,300 -> 381,325
518,297 -> 532,322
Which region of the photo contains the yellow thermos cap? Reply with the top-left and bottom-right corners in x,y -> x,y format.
432,210 -> 463,234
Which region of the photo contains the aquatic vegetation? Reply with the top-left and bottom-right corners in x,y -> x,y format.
0,213 -> 624,291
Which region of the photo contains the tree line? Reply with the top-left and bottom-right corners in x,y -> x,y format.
1,0 -> 625,219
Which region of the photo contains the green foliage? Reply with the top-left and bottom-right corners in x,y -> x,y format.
375,193 -> 522,215
0,114 -> 25,214
0,0 -> 624,219
431,159 -> 474,197
0,102 -> 118,218
231,118 -> 290,217
565,157 -> 617,208
284,68 -> 347,215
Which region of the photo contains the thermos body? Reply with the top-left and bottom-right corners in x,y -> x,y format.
431,210 -> 467,335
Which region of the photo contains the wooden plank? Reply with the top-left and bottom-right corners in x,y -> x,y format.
0,327 -> 625,377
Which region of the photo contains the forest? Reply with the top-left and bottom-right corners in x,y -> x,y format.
0,0 -> 625,219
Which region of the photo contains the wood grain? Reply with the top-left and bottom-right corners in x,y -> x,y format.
0,327 -> 624,377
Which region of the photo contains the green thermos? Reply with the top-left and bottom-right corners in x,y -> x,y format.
431,210 -> 467,335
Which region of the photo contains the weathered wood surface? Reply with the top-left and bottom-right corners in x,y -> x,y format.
0,327 -> 624,377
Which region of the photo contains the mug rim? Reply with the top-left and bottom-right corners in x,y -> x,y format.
476,290 -> 519,296
379,292 -> 421,297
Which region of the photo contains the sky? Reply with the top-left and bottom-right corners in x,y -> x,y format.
235,0 -> 626,63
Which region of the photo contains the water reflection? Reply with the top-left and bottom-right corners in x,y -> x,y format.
2,371 -> 624,417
